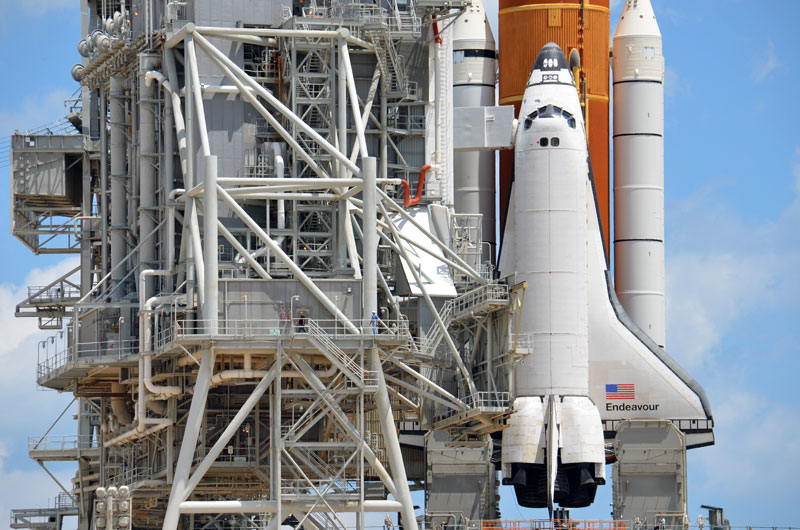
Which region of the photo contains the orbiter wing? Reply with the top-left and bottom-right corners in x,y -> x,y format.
586,170 -> 714,448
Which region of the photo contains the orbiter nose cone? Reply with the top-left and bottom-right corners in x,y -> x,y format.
532,42 -> 568,72
526,42 -> 569,85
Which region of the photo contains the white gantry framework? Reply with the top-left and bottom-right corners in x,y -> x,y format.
13,4 -> 522,530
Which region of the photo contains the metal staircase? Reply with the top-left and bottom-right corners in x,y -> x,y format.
307,319 -> 364,381
365,24 -> 416,100
15,265 -> 81,329
423,299 -> 454,360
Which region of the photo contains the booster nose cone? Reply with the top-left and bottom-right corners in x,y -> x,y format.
615,0 -> 661,38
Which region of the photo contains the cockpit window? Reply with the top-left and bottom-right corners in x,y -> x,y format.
523,105 -> 578,129
561,109 -> 576,128
523,110 -> 538,130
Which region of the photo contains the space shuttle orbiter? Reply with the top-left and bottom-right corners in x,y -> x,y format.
498,39 -> 713,512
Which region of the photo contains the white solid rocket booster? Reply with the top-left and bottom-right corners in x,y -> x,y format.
452,0 -> 497,262
613,0 -> 666,348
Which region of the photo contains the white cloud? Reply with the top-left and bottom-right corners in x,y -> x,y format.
0,258 -> 81,529
0,89 -> 73,140
665,151 -> 800,522
664,66 -> 691,100
0,440 -> 76,530
689,383 -> 800,525
665,154 -> 800,368
0,258 -> 79,362
752,40 -> 785,83
667,251 -> 782,368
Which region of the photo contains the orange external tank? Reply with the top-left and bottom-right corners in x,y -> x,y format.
498,0 -> 611,256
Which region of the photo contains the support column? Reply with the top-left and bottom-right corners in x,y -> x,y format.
184,43 -> 197,309
362,157 -> 377,316
202,156 -> 218,333
271,358 -> 282,529
338,40 -> 348,179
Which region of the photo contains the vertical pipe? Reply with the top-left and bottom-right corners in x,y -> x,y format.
110,76 -> 128,301
380,85 -> 388,180
338,39 -> 348,178
167,396 -> 175,484
100,89 -> 109,280
203,156 -> 218,333
273,143 -> 286,232
81,147 -> 92,294
362,157 -> 377,316
163,80 -> 175,292
139,55 -> 159,301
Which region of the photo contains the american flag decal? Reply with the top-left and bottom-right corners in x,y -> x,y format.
606,384 -> 635,400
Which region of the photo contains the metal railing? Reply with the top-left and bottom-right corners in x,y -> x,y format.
481,521 -> 627,530
450,282 -> 509,318
195,445 -> 257,464
37,339 -> 139,380
432,392 -> 511,425
477,522 -> 795,530
28,434 -> 98,453
155,317 -> 409,346
464,391 -> 510,409
387,13 -> 422,37
26,284 -> 80,302
280,478 -> 359,496
388,113 -> 425,131
106,466 -> 153,487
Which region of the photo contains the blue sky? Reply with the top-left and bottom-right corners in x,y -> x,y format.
0,0 -> 798,528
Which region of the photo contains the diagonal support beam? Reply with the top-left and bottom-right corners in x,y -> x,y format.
287,353 -> 398,497
218,185 -> 358,333
181,355 -> 288,499
376,199 -> 478,397
163,348 -> 214,530
192,30 -> 360,177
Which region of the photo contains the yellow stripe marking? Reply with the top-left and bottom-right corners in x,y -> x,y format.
499,3 -> 610,15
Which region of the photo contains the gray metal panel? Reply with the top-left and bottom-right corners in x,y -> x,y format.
193,0 -> 281,27
453,106 -> 515,151
219,279 -> 363,322
428,475 -> 488,521
613,419 -> 688,526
